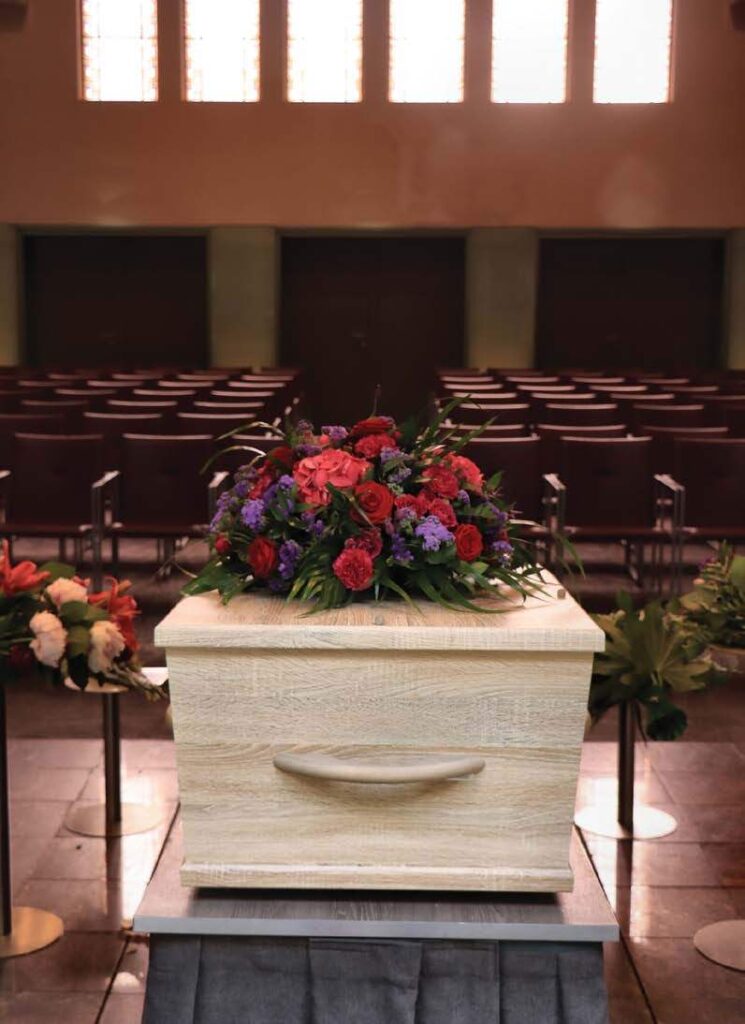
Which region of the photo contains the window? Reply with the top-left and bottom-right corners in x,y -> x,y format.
491,0 -> 568,104
288,0 -> 362,103
185,0 -> 260,102
594,0 -> 673,103
389,0 -> 465,103
81,0 -> 158,102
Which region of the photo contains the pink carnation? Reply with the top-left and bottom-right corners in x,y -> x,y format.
293,448 -> 371,507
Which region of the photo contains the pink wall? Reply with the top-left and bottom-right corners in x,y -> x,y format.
1,0 -> 744,229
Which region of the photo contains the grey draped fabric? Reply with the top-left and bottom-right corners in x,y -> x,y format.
143,936 -> 609,1024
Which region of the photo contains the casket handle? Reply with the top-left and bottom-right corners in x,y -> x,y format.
273,752 -> 486,785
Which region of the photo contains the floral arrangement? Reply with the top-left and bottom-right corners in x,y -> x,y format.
589,592 -> 724,741
184,410 -> 541,611
676,545 -> 745,652
0,542 -> 161,697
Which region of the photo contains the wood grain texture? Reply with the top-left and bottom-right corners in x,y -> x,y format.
155,578 -> 605,653
158,578 -> 601,892
135,818 -> 619,943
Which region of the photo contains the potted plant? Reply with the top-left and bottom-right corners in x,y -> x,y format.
676,545 -> 745,676
589,592 -> 722,741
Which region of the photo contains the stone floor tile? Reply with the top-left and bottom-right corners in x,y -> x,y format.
614,886 -> 738,938
603,940 -> 654,1024
0,932 -> 124,994
15,878 -> 147,932
0,991 -> 102,1023
701,843 -> 745,887
99,992 -> 146,1024
9,801 -> 69,839
8,767 -> 91,803
657,771 -> 745,806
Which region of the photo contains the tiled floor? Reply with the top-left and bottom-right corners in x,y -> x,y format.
0,538 -> 742,1022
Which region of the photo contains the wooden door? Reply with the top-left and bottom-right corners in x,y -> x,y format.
24,234 -> 208,369
536,238 -> 725,371
281,236 -> 465,424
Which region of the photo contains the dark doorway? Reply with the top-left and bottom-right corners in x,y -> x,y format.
24,234 -> 208,368
536,237 -> 725,371
281,236 -> 465,424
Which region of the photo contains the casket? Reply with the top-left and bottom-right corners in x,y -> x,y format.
156,580 -> 603,893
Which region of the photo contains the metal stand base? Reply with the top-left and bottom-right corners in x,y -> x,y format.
694,920 -> 745,971
0,907 -> 63,959
64,802 -> 166,838
575,803 -> 677,840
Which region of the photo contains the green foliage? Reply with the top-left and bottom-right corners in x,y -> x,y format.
676,544 -> 745,651
590,593 -> 723,742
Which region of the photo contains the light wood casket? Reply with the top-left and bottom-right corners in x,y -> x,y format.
156,583 -> 604,893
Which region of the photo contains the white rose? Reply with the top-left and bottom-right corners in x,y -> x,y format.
88,620 -> 126,675
45,578 -> 88,607
29,611 -> 67,668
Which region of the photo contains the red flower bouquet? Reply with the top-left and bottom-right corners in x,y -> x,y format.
0,543 -> 161,697
187,405 -> 543,611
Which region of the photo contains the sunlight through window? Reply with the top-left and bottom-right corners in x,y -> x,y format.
185,0 -> 260,102
389,0 -> 465,104
288,0 -> 362,103
491,0 -> 568,104
594,0 -> 673,103
81,0 -> 158,102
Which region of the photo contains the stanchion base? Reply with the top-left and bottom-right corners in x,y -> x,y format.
64,802 -> 166,838
0,907 -> 63,959
575,804 -> 677,840
694,920 -> 745,971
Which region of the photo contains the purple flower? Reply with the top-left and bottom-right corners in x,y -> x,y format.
321,425 -> 348,444
301,511 -> 324,537
457,489 -> 471,505
379,447 -> 403,464
415,516 -> 454,552
233,479 -> 250,499
296,419 -> 314,435
395,505 -> 417,522
391,533 -> 413,564
278,540 -> 303,580
296,444 -> 322,459
278,475 -> 295,490
268,578 -> 288,593
389,466 -> 412,485
491,540 -> 513,565
241,499 -> 266,531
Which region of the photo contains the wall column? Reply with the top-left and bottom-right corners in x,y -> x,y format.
0,226 -> 19,367
726,230 -> 745,369
209,227 -> 279,368
466,229 -> 538,370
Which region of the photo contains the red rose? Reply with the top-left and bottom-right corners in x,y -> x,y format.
346,528 -> 383,559
333,547 -> 374,591
215,536 -> 231,556
267,445 -> 295,472
353,481 -> 394,525
427,498 -> 457,528
445,453 -> 484,492
353,434 -> 397,459
248,465 -> 275,499
350,416 -> 396,439
395,494 -> 418,512
454,524 -> 483,562
247,536 -> 279,579
422,465 -> 459,500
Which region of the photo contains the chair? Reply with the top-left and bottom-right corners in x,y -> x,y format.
591,384 -> 648,395
93,434 -> 217,577
629,404 -> 706,430
544,437 -> 677,587
698,395 -> 745,425
504,375 -> 560,385
209,389 -> 278,402
444,423 -> 528,438
672,439 -> 745,544
157,380 -> 216,391
669,385 -> 719,397
570,376 -> 626,387
193,400 -> 266,415
643,426 -> 729,474
175,412 -> 264,437
83,412 -> 165,467
0,413 -> 65,468
133,388 -> 198,406
20,399 -> 90,428
638,377 -> 690,389
535,424 -> 627,472
0,391 -> 23,412
0,434 -> 104,559
461,436 -> 544,524
516,384 -> 576,394
107,399 -> 179,421
541,404 -> 621,426
176,372 -> 232,383
450,403 -> 531,427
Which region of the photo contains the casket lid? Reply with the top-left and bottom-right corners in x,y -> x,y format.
155,576 -> 604,653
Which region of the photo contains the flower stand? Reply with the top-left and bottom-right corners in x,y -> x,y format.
156,582 -> 603,893
574,700 -> 678,840
64,671 -> 168,838
0,685 -> 63,958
